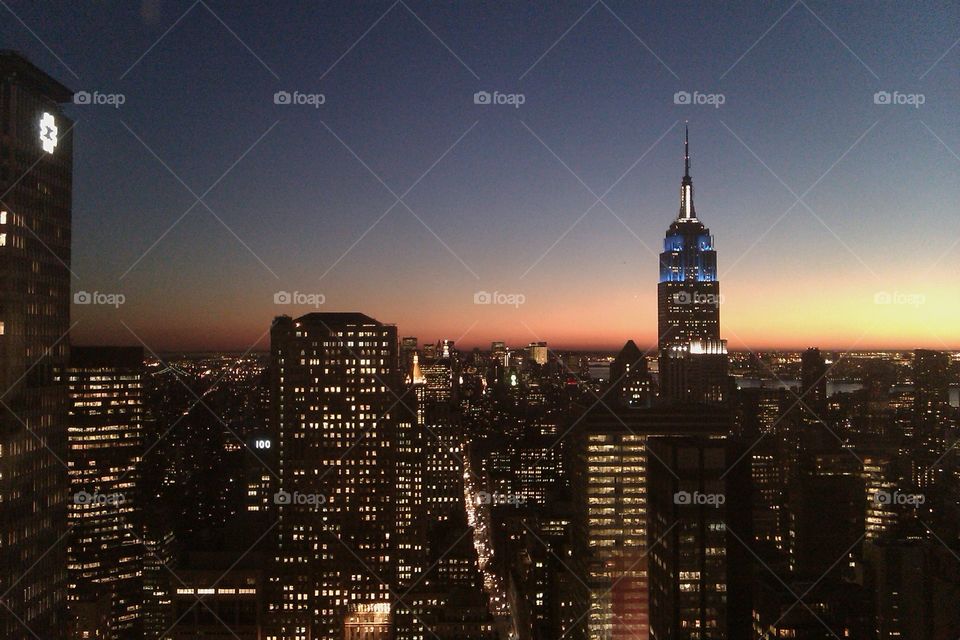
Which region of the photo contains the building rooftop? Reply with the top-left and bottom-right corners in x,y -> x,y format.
0,50 -> 73,102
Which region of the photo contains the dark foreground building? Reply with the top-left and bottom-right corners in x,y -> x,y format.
0,51 -> 74,639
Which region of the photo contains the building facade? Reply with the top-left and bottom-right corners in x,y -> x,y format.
269,313 -> 399,639
0,51 -> 74,639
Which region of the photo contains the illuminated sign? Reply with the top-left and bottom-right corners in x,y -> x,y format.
253,438 -> 272,450
39,112 -> 58,154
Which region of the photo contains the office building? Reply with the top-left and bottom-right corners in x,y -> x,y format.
65,346 -> 145,639
0,51 -> 74,639
269,313 -> 399,640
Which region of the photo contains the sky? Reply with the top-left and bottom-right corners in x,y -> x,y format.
4,0 -> 959,352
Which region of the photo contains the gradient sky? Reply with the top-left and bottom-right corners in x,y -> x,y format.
4,1 -> 959,352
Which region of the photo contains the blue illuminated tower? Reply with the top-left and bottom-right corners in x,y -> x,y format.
657,127 -> 729,404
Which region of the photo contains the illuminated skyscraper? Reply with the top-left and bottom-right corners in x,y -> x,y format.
657,127 -> 728,404
911,349 -> 954,488
269,313 -> 399,640
65,346 -> 145,639
0,51 -> 73,639
572,405 -> 729,640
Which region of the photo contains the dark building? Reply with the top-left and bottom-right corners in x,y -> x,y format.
657,128 -> 728,405
0,51 -> 74,639
646,435 -> 752,639
910,349 -> 954,488
609,340 -> 652,408
65,346 -> 145,639
571,404 -> 731,640
269,313 -> 400,639
800,347 -> 828,418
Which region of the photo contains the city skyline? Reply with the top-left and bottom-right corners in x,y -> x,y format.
2,19 -> 960,639
1,1 -> 957,351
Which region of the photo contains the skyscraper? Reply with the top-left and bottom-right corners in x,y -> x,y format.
65,346 -> 145,639
657,127 -> 728,404
0,51 -> 74,639
911,349 -> 953,488
269,313 -> 399,640
800,347 -> 828,418
646,435 -> 752,639
572,405 -> 730,640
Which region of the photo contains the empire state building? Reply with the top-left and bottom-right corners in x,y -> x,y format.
657,127 -> 729,404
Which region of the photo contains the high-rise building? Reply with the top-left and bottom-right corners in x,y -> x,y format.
609,340 -> 652,408
0,51 -> 74,639
572,404 -> 730,640
269,313 -> 400,640
65,346 -> 145,639
646,435 -> 752,639
800,347 -> 828,418
528,342 -> 548,366
910,349 -> 953,488
657,127 -> 728,404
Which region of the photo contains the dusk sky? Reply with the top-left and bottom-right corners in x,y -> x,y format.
5,0 -> 959,352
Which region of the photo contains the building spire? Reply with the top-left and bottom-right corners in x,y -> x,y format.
679,123 -> 696,220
